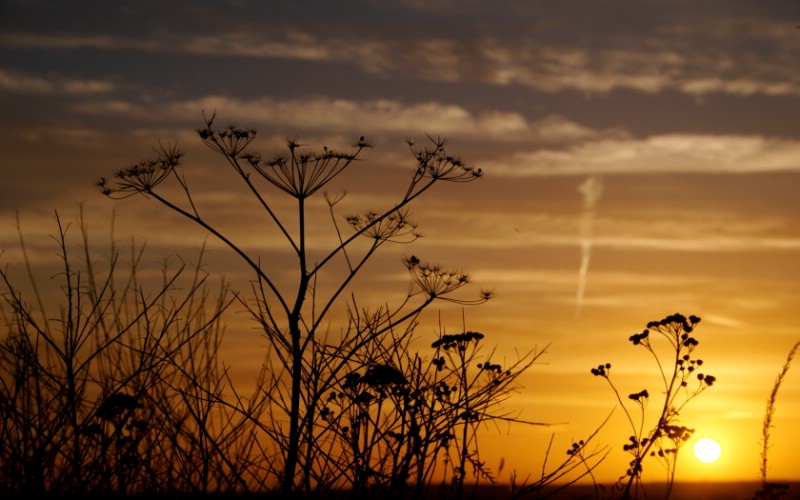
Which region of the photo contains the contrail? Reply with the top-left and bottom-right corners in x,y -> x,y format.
575,176 -> 603,319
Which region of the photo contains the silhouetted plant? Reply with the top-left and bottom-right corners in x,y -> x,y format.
591,313 -> 715,500
747,340 -> 798,500
97,113 -> 548,496
507,417 -> 611,500
0,208 -> 237,496
315,321 -> 545,499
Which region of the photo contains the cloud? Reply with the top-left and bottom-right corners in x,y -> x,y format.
73,99 -> 138,115
434,227 -> 800,254
680,78 -> 799,97
590,234 -> 800,253
531,116 -> 615,143
484,44 -> 799,97
0,69 -> 115,94
17,127 -> 114,146
485,134 -> 800,175
0,32 -> 160,51
75,94 -> 534,139
184,31 -> 336,61
169,23 -> 800,98
74,92 -> 623,146
174,33 -> 721,97
4,14 -> 798,98
702,314 -> 747,330
413,202 -> 800,255
592,212 -> 800,253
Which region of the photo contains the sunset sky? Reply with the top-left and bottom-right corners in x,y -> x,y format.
2,0 -> 800,487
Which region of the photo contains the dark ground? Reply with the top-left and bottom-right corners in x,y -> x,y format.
21,482 -> 800,500
487,482 -> 800,500
530,481 -> 800,499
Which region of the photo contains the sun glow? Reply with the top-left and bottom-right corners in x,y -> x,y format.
693,437 -> 722,464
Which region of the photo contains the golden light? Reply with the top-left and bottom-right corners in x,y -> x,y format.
693,437 -> 722,464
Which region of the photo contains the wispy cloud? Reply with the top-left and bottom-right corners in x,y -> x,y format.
486,134 -> 800,175
4,14 -> 797,98
75,94 -> 535,138
169,96 -> 532,137
181,33 -> 800,97
414,206 -> 800,254
0,32 -> 161,51
0,69 -> 114,94
184,31 -> 338,61
177,26 -> 798,98
428,230 -> 800,254
73,93 -> 627,145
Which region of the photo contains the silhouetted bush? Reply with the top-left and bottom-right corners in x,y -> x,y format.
0,208 -> 237,495
95,116 -> 562,497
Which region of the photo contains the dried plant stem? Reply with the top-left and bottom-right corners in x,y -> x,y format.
760,340 -> 800,486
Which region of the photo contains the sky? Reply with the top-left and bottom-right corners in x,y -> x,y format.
2,0 -> 800,487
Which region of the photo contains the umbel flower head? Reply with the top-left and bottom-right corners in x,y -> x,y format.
346,208 -> 421,243
97,142 -> 183,198
407,135 -> 482,182
197,115 -> 256,158
249,136 -> 371,198
197,111 -> 371,198
403,255 -> 471,299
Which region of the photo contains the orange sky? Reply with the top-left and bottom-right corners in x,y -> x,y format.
1,0 -> 800,487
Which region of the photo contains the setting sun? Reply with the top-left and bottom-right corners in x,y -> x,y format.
693,437 -> 722,464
